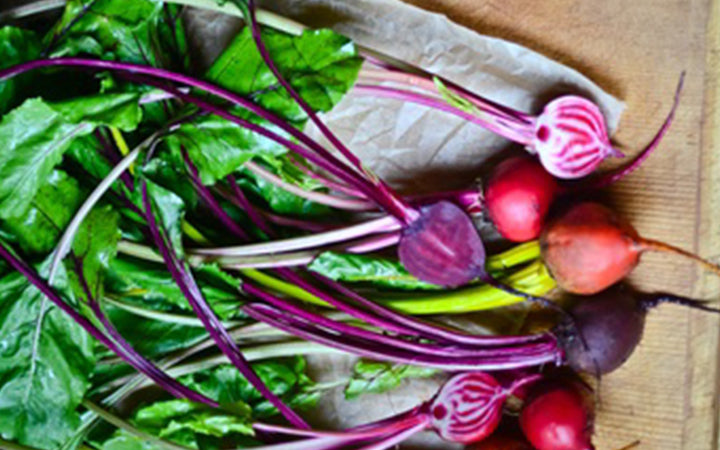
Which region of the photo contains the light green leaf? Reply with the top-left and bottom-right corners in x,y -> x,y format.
0,27 -> 41,114
1,170 -> 85,255
433,77 -> 481,115
308,251 -> 442,291
207,27 -> 363,124
0,271 -> 96,449
67,205 -> 121,301
345,360 -> 437,400
0,93 -> 141,219
48,0 -> 189,70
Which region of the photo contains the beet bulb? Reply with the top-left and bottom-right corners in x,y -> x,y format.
484,156 -> 559,242
540,202 -> 720,295
559,284 -> 720,375
520,379 -> 595,450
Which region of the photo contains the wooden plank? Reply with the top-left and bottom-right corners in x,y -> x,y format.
398,1 -> 719,448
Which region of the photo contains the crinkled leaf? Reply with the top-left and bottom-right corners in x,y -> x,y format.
1,170 -> 85,255
48,0 -> 189,70
207,27 -> 363,124
0,271 -> 96,449
180,357 -> 319,418
105,257 -> 242,320
143,180 -> 185,259
0,93 -> 141,219
0,27 -> 42,115
309,251 -> 442,291
66,135 -> 116,181
345,360 -> 437,400
163,107 -> 290,186
131,399 -> 252,449
67,205 -> 121,301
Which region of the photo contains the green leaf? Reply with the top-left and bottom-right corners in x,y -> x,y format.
160,25 -> 363,186
0,93 -> 141,219
308,251 -> 442,291
0,271 -> 96,449
123,399 -> 252,449
67,205 -> 121,301
143,180 -> 185,258
207,27 -> 363,124
344,360 -> 437,400
179,357 -> 319,418
433,77 -> 481,115
49,0 -> 189,70
0,27 -> 42,115
1,170 -> 85,255
163,108 -> 289,186
101,431 -> 161,450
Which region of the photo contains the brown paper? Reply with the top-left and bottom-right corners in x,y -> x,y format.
184,1 -> 624,447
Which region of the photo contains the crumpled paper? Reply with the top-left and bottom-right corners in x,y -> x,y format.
184,1 -> 624,448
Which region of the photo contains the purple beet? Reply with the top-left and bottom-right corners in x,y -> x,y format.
398,201 -> 486,287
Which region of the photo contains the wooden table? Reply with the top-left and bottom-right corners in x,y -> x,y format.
400,1 -> 720,448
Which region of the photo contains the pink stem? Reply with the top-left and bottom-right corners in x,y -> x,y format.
246,161 -> 374,210
289,154 -> 366,198
586,72 -> 685,189
226,175 -> 275,236
357,420 -> 430,450
189,216 -> 402,258
359,68 -> 530,123
354,84 -> 535,145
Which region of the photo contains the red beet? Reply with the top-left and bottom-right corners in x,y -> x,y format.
484,156 -> 559,242
540,202 -> 720,295
520,380 -> 595,450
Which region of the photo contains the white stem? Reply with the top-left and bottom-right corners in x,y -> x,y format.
48,138 -> 147,284
189,216 -> 401,258
103,296 -> 246,328
168,0 -> 307,36
246,161 -> 374,211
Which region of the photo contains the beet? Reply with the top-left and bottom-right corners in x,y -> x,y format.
484,156 -> 559,242
520,379 -> 595,450
398,200 -> 486,287
560,284 -> 719,375
561,285 -> 645,374
541,202 -> 720,295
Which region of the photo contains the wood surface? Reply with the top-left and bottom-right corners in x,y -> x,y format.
398,1 -> 720,449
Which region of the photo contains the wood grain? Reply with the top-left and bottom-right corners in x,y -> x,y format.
398,1 -> 720,448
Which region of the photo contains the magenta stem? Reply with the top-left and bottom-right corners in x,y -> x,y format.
358,67 -> 534,124
289,154 -> 366,198
314,272 -> 552,347
0,58 -> 399,214
586,72 -> 685,189
243,0 -> 418,225
181,147 -> 250,241
246,161 -> 374,211
243,281 -> 549,358
226,175 -> 275,236
0,242 -> 215,405
141,183 -> 308,429
244,303 -> 562,371
354,83 -> 534,145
